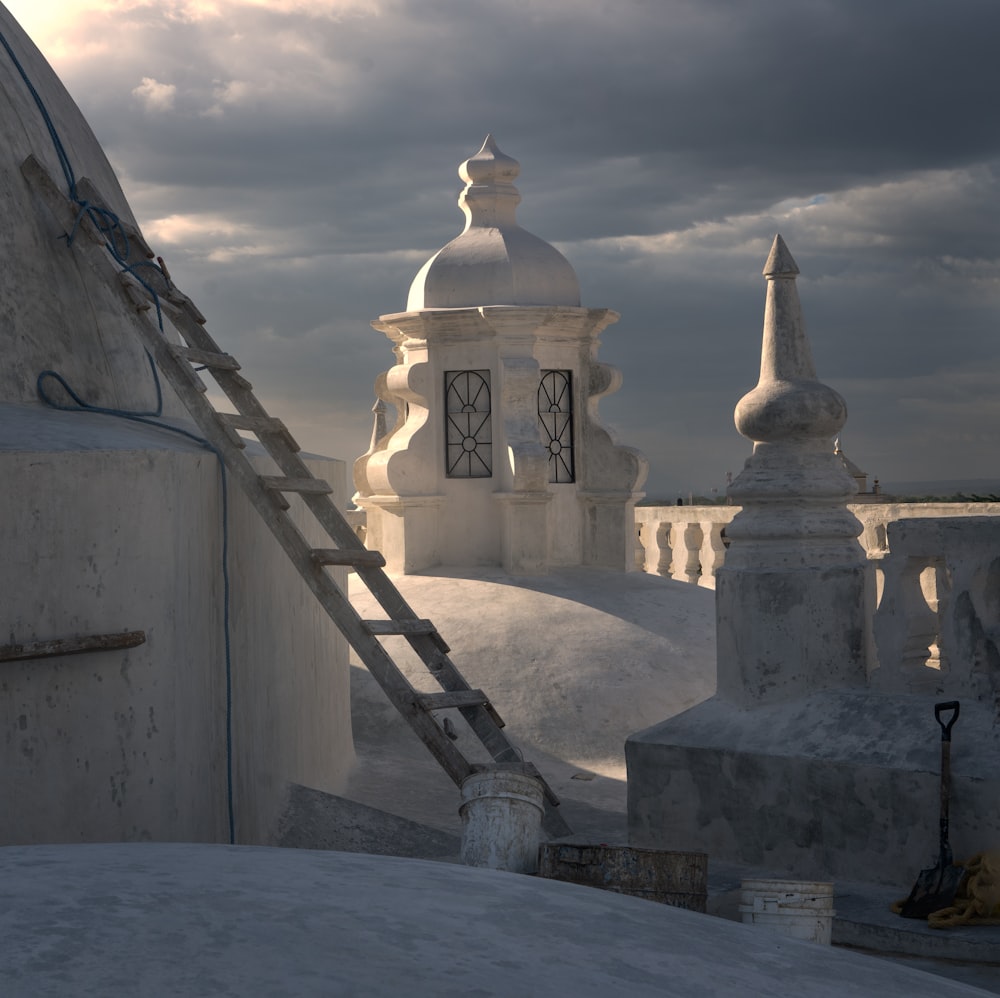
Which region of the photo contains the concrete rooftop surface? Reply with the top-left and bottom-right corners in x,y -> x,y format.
1,842 -> 995,998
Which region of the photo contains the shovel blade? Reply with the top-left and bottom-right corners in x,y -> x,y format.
898,861 -> 965,919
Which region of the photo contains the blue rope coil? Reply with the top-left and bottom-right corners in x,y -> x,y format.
2,23 -> 236,844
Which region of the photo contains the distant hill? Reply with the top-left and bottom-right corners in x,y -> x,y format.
641,478 -> 1000,506
878,479 -> 1000,500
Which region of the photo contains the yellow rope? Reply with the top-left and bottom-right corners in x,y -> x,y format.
927,851 -> 1000,929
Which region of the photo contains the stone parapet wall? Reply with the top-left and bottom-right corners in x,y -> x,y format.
636,502 -> 1000,701
636,502 -> 1000,586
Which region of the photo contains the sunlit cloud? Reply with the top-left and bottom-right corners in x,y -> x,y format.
4,0 -> 999,494
132,76 -> 176,112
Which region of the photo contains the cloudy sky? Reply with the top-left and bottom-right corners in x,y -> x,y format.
7,0 -> 1000,498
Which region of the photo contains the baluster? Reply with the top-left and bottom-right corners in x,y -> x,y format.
638,517 -> 670,576
698,521 -> 727,588
672,521 -> 702,584
873,554 -> 942,692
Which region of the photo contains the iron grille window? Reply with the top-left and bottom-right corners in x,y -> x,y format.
445,370 -> 493,478
539,370 -> 574,483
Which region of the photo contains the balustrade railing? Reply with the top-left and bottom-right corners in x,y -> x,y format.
634,505 -> 734,588
636,501 -> 1000,698
349,500 -> 1000,699
870,515 -> 1000,698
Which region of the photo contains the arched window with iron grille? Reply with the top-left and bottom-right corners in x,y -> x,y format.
538,370 -> 574,483
445,370 -> 493,478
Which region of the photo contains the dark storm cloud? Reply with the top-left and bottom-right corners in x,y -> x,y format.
10,0 -> 1000,494
58,0 -> 1000,238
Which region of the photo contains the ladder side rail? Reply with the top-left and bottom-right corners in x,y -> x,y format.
22,155 -> 106,250
114,278 -> 479,788
370,626 -> 523,757
370,619 -> 566,818
121,274 -> 452,651
109,279 -> 461,641
156,287 -> 570,831
123,271 -> 482,708
154,300 -> 394,560
24,155 -> 567,829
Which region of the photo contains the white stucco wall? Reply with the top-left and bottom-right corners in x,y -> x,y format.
1,404 -> 353,846
357,306 -> 644,573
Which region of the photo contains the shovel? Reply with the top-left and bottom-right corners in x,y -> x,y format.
898,700 -> 964,919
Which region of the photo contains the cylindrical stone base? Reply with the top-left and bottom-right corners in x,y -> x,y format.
459,768 -> 545,874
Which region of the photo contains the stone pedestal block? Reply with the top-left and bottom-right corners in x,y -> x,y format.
582,492 -> 641,571
626,692 -> 1000,888
363,496 -> 443,574
495,492 -> 551,575
715,563 -> 873,706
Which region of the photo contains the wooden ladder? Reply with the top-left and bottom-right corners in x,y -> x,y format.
22,153 -> 571,838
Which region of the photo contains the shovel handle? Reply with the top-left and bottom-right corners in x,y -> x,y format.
935,701 -> 960,741
934,700 -> 959,864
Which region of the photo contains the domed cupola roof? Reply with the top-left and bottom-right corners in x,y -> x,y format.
406,135 -> 581,310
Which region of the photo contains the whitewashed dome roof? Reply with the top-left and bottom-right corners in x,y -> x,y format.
0,5 -> 185,417
406,135 -> 581,310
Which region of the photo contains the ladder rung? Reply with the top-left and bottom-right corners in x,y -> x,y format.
166,289 -> 207,324
218,414 -> 299,451
363,619 -> 436,637
415,690 -> 504,732
170,358 -> 210,395
417,690 -> 491,710
217,371 -> 254,393
192,377 -> 208,394
212,413 -> 248,450
120,273 -> 153,310
77,175 -> 155,260
175,346 -> 241,371
259,476 -> 332,495
312,548 -> 386,568
416,690 -> 506,727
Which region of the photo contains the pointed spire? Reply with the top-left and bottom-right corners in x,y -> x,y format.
758,234 -> 815,383
763,233 -> 799,278
368,396 -> 388,452
724,236 -> 865,584
734,235 -> 846,445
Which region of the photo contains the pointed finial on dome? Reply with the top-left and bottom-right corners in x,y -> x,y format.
763,233 -> 799,278
460,134 -> 521,188
405,136 -> 580,309
457,134 -> 521,229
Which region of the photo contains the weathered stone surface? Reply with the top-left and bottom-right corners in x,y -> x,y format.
0,8 -> 183,414
0,404 -> 354,844
719,235 -> 870,706
0,9 -> 353,845
627,692 -> 1000,887
627,237 -> 999,887
0,842 -> 989,996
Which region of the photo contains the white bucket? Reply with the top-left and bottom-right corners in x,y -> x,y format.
738,878 -> 835,945
459,767 -> 545,874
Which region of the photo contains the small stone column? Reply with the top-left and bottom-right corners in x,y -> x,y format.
715,235 -> 871,705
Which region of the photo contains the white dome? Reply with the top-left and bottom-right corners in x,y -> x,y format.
406,135 -> 581,310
